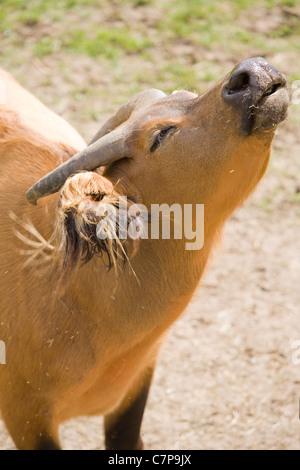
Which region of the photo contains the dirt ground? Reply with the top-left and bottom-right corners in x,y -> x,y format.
0,1 -> 300,450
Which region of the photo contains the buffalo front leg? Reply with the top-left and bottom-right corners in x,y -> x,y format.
0,394 -> 60,450
104,366 -> 154,450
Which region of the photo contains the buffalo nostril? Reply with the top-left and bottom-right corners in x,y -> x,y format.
222,57 -> 288,135
226,71 -> 250,94
262,82 -> 281,98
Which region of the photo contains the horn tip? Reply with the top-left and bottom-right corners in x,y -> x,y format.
26,189 -> 38,206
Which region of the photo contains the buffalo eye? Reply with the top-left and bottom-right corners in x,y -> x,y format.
150,126 -> 176,153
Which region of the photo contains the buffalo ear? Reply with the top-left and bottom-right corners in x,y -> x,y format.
88,88 -> 166,145
52,172 -> 142,271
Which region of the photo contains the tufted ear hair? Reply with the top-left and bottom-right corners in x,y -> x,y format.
52,172 -> 143,272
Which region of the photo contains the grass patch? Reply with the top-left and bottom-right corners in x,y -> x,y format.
34,37 -> 60,57
64,28 -> 153,59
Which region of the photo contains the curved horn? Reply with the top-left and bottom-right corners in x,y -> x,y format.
26,88 -> 166,205
26,126 -> 128,205
88,88 -> 166,144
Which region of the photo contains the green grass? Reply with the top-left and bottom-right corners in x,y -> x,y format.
34,37 -> 59,57
1,0 -> 299,61
1,0 -> 299,81
63,28 -> 153,60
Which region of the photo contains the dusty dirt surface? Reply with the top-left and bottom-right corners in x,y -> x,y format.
0,2 -> 300,450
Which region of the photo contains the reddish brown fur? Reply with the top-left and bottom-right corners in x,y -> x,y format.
0,68 -> 282,449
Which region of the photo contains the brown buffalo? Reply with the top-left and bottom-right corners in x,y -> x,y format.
0,58 -> 289,449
